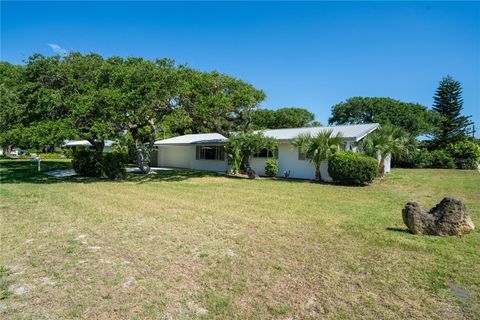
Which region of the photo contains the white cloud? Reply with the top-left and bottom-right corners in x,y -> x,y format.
48,43 -> 68,55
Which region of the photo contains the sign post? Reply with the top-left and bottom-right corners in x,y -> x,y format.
30,154 -> 41,172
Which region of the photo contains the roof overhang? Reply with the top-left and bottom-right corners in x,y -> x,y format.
353,124 -> 380,142
153,124 -> 380,146
63,140 -> 93,147
63,140 -> 116,147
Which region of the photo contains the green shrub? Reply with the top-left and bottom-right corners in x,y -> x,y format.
428,150 -> 455,169
39,153 -> 63,159
62,148 -> 73,159
72,149 -> 102,177
26,148 -> 39,155
72,149 -> 127,179
265,159 -> 279,177
446,140 -> 480,169
393,148 -> 432,168
328,152 -> 378,185
101,152 -> 128,179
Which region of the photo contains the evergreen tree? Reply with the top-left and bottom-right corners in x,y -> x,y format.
431,76 -> 471,148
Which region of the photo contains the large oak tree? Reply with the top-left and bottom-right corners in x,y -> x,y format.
328,97 -> 438,137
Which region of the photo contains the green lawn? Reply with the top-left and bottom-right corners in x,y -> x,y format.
1,159 -> 479,319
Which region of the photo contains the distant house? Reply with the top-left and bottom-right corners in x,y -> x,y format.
152,123 -> 390,181
63,140 -> 115,152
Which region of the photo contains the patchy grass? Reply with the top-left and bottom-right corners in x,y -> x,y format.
0,159 -> 479,319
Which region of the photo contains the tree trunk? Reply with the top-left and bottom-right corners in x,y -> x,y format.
240,155 -> 258,179
134,137 -> 151,174
378,157 -> 385,177
3,145 -> 12,156
87,139 -> 104,153
129,118 -> 159,175
315,166 -> 321,181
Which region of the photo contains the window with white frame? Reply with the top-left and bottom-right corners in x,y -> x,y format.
253,148 -> 278,159
195,145 -> 225,161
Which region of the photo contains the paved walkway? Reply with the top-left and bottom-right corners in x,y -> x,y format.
44,169 -> 77,177
45,167 -> 173,177
125,167 -> 174,173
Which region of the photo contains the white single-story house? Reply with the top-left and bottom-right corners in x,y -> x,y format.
152,123 -> 391,181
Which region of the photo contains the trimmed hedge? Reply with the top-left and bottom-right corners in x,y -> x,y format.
265,159 -> 279,177
328,152 -> 378,185
72,149 -> 127,179
72,149 -> 103,177
39,153 -> 64,159
102,152 -> 128,179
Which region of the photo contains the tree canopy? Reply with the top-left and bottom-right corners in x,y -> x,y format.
328,97 -> 438,137
177,68 -> 266,136
0,52 -> 268,172
247,107 -> 320,130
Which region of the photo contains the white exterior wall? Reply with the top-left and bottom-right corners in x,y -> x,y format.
384,153 -> 391,173
376,152 -> 392,174
157,142 -> 337,181
276,143 -> 332,181
250,158 -> 267,176
158,145 -> 193,168
190,158 -> 228,172
157,145 -> 228,172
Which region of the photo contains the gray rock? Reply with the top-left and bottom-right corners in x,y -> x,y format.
402,197 -> 475,236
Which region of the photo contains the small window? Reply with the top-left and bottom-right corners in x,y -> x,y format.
196,145 -> 225,161
253,148 -> 278,159
298,149 -> 306,160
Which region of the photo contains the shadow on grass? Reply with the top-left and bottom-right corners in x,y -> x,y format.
386,227 -> 412,234
0,160 -> 73,184
125,169 -> 226,184
0,159 -> 227,184
1,159 -> 376,186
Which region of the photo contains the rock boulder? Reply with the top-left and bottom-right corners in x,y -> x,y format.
402,197 -> 475,236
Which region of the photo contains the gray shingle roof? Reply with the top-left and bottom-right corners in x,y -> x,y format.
64,140 -> 115,147
154,133 -> 228,145
262,123 -> 380,142
154,123 -> 380,145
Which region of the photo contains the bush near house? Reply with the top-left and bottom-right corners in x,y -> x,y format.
72,149 -> 127,179
264,159 -> 279,177
72,149 -> 103,177
328,151 -> 378,185
101,152 -> 128,179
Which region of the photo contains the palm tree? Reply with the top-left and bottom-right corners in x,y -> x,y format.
292,129 -> 343,181
359,125 -> 410,177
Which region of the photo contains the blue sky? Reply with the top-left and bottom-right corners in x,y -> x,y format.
2,1 -> 479,133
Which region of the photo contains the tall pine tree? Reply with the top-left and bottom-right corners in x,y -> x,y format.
431,76 -> 471,149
